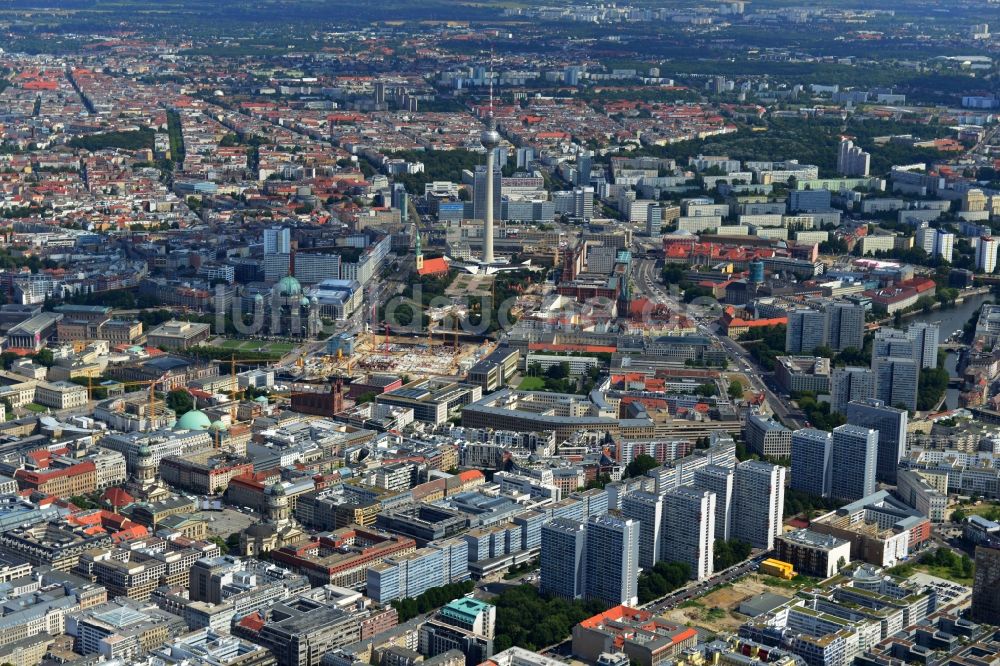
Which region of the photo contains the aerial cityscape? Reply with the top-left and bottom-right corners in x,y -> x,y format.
0,1 -> 998,665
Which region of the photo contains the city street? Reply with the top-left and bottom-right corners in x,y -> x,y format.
631,256 -> 807,428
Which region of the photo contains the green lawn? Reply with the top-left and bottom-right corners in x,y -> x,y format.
268,343 -> 296,353
891,562 -> 974,586
219,339 -> 246,349
916,565 -> 974,586
23,403 -> 47,413
961,502 -> 1000,519
518,376 -> 546,390
759,574 -> 817,590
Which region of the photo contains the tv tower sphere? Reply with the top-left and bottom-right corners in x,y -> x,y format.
481,123 -> 501,150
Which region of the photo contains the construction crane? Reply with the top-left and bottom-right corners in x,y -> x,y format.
84,374 -> 170,402
79,376 -> 169,431
335,348 -> 353,375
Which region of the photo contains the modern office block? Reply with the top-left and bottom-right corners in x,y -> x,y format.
420,597 -> 496,665
873,328 -> 914,360
419,621 -> 492,666
439,597 -> 495,639
830,366 -> 874,415
732,461 -> 785,551
837,139 -> 870,177
917,227 -> 954,262
584,514 -> 639,608
620,491 -> 663,570
662,487 -> 716,581
873,356 -> 919,412
263,227 -> 291,255
743,413 -> 792,458
540,518 -> 586,600
935,229 -> 955,263
572,186 -> 595,220
693,465 -> 733,541
830,424 -> 878,502
473,165 -> 502,223
774,356 -> 831,395
846,398 -> 908,484
785,308 -> 827,354
977,236 -> 998,273
906,322 -> 939,370
789,189 -> 831,213
577,152 -> 593,186
972,543 -> 1000,625
826,302 -> 865,352
790,428 -> 832,498
776,529 -> 852,579
895,468 -> 948,523
646,204 -> 663,237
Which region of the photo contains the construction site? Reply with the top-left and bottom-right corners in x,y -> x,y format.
301,330 -> 494,382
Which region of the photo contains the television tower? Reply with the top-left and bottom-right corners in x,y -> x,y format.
480,55 -> 499,265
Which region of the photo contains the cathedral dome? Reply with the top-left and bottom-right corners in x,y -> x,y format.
277,275 -> 302,297
175,410 -> 212,431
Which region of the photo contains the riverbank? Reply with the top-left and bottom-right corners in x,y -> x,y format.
875,286 -> 992,326
904,291 -> 995,410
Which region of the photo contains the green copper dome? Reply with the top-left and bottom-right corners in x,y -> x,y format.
277,275 -> 302,296
175,410 -> 212,431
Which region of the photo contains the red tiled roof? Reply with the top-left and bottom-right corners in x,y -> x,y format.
417,257 -> 450,276
103,487 -> 134,508
580,605 -> 651,629
112,524 -> 149,543
238,612 -> 266,633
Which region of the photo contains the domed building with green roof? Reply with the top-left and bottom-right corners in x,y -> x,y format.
248,274 -> 320,338
277,275 -> 302,297
174,409 -> 213,431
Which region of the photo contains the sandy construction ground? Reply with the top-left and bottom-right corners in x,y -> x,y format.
659,575 -> 783,633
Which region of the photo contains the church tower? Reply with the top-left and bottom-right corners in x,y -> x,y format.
266,483 -> 290,524
137,444 -> 156,485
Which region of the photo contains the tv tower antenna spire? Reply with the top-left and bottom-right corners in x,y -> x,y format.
488,47 -> 496,125
480,46 -> 500,265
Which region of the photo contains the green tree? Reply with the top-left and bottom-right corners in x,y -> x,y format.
714,539 -> 753,570
32,348 -> 54,367
917,364 -> 950,411
390,580 -> 475,622
209,535 -> 229,554
166,389 -> 194,415
637,560 -> 691,604
694,382 -> 718,397
624,454 -> 659,479
728,381 -> 744,399
492,584 -> 606,652
69,495 -> 98,510
546,362 -> 571,380
813,345 -> 835,359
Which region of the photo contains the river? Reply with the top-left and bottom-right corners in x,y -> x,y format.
904,292 -> 994,409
